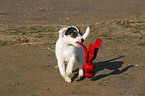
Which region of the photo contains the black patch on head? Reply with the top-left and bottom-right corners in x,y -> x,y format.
65,27 -> 78,38
65,27 -> 82,38
65,27 -> 77,35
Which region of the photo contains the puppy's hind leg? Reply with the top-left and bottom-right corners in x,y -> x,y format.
57,60 -> 71,83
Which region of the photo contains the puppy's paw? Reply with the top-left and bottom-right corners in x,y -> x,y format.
78,75 -> 83,79
78,70 -> 83,77
77,75 -> 85,81
65,77 -> 71,83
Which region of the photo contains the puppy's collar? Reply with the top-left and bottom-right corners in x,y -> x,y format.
67,26 -> 79,32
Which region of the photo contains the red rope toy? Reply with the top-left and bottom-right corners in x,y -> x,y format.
77,38 -> 102,78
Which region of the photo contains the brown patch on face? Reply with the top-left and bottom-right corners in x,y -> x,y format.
65,27 -> 79,38
73,30 -> 78,33
70,30 -> 78,38
66,35 -> 71,37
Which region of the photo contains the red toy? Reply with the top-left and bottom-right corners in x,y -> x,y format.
77,38 -> 102,78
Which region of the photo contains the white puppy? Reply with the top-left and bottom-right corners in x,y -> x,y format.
55,26 -> 90,83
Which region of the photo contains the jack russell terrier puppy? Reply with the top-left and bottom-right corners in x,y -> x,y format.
55,26 -> 90,83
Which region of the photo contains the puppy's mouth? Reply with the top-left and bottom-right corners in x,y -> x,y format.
76,41 -> 82,47
76,41 -> 81,44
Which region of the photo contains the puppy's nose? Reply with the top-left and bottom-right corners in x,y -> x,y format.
81,39 -> 84,43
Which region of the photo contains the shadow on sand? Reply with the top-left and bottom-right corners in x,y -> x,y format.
72,56 -> 134,82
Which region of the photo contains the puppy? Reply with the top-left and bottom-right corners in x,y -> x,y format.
55,26 -> 90,82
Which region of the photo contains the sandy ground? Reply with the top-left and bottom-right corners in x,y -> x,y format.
0,0 -> 145,96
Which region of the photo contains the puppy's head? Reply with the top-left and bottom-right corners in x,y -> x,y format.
63,26 -> 84,47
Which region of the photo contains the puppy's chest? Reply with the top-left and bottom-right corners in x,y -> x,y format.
63,47 -> 76,56
62,47 -> 78,60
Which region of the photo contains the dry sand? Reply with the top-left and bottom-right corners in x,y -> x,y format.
0,0 -> 145,96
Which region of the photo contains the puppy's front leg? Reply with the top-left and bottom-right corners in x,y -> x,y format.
58,60 -> 71,83
66,56 -> 76,77
78,55 -> 85,78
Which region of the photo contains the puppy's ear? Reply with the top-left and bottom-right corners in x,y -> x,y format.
83,27 -> 90,40
59,27 -> 67,38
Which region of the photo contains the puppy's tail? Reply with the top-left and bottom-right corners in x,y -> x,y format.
83,27 -> 90,40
